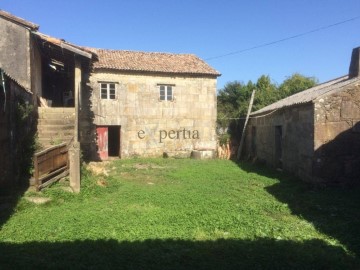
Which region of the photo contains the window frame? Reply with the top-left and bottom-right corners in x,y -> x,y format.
158,84 -> 174,101
100,82 -> 116,100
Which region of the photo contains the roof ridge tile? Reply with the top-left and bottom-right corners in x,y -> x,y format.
87,48 -> 220,76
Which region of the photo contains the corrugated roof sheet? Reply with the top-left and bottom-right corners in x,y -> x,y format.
88,48 -> 221,76
251,75 -> 360,115
0,68 -> 31,93
0,10 -> 39,30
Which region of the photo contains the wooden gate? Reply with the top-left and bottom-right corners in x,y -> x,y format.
33,143 -> 69,191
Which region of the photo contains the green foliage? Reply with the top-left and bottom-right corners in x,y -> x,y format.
14,98 -> 38,182
253,75 -> 279,111
216,81 -> 251,142
0,159 -> 358,269
15,101 -> 33,121
278,73 -> 318,99
49,137 -> 64,146
217,73 -> 318,143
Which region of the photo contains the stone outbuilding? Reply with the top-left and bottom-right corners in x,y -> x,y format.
244,47 -> 360,185
81,49 -> 220,160
0,10 -> 94,190
0,70 -> 34,187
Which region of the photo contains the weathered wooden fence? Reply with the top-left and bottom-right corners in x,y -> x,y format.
33,143 -> 69,191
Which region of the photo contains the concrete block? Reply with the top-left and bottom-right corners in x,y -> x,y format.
191,150 -> 215,159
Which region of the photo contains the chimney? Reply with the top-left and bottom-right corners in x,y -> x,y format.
349,47 -> 360,78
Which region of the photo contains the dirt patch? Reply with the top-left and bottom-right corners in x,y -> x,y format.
24,197 -> 51,204
133,163 -> 150,170
60,187 -> 74,193
96,179 -> 108,187
86,162 -> 110,176
133,163 -> 166,170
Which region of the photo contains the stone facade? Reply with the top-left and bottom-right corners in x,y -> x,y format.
0,16 -> 31,90
313,84 -> 360,184
0,74 -> 34,187
245,103 -> 314,181
0,11 -> 43,102
81,70 -> 218,159
244,81 -> 360,185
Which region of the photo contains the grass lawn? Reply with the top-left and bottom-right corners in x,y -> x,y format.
0,158 -> 359,269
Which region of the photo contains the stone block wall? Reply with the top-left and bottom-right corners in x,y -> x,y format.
81,70 -> 217,158
0,78 -> 34,187
0,17 -> 31,90
245,103 -> 314,181
313,83 -> 360,184
244,82 -> 360,185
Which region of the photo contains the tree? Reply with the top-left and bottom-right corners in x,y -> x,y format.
217,73 -> 318,147
253,75 -> 278,111
217,81 -> 252,144
278,73 -> 317,99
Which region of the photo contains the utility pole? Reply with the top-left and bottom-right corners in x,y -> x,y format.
237,89 -> 256,160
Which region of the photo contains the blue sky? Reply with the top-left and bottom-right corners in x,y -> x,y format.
2,0 -> 360,89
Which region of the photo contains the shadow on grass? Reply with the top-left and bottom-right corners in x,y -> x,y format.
237,162 -> 360,260
0,238 -> 358,269
0,183 -> 29,229
0,90 -> 37,230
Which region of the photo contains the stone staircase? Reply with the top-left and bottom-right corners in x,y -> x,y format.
37,108 -> 75,148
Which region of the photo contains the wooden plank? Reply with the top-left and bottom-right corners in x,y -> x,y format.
34,155 -> 39,191
32,142 -> 69,190
38,166 -> 67,183
34,143 -> 67,157
237,89 -> 256,160
39,170 -> 69,190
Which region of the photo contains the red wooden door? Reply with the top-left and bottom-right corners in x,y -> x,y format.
97,126 -> 108,160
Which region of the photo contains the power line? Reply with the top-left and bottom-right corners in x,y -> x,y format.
205,16 -> 360,61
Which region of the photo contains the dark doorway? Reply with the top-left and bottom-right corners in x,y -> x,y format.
251,126 -> 256,157
108,126 -> 121,158
42,58 -> 75,107
275,126 -> 283,169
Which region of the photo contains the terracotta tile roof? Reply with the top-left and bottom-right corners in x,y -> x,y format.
88,48 -> 221,76
33,32 -> 93,59
0,10 -> 39,30
251,75 -> 360,115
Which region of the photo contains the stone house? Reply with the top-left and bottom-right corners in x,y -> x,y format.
1,10 -> 220,165
81,49 -> 220,160
244,47 -> 360,185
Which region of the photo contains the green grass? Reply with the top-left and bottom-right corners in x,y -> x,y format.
0,158 -> 359,269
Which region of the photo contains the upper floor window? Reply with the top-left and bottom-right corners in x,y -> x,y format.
159,85 -> 173,101
100,83 -> 116,100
